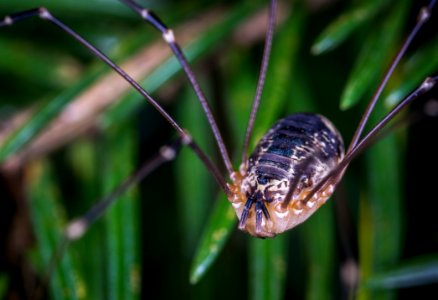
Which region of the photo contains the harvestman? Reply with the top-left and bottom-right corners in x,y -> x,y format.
0,0 -> 437,279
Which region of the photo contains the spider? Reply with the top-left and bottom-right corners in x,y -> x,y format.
0,0 -> 437,298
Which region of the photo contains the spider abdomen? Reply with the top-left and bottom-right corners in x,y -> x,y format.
230,113 -> 345,237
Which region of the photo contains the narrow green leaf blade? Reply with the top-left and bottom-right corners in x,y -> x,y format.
175,88 -> 215,254
249,237 -> 287,300
66,138 -> 104,299
312,0 -> 388,55
340,0 -> 410,110
358,128 -> 404,299
384,37 -> 438,107
100,121 -> 140,299
101,2 -> 260,129
0,70 -> 103,163
366,256 -> 438,289
26,160 -> 82,300
302,204 -> 336,300
189,194 -> 236,284
252,3 -> 307,144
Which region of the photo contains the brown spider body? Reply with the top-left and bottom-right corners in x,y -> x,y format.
229,113 -> 344,237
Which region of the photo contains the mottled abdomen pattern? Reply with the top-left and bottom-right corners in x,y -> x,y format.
229,113 -> 344,237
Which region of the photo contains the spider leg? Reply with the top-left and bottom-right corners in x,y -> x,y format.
304,76 -> 437,204
119,0 -> 234,175
302,1 -> 437,204
0,7 -> 231,196
347,0 -> 437,153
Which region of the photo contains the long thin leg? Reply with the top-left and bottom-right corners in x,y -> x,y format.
0,7 -> 231,196
241,0 -> 277,163
348,77 -> 436,162
346,0 -> 436,153
302,0 -> 437,203
34,138 -> 184,299
65,138 -> 184,240
304,76 -> 437,204
120,0 -> 234,175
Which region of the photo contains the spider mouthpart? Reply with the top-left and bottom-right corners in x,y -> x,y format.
238,191 -> 271,236
238,197 -> 252,230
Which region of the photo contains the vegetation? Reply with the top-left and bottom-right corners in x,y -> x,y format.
0,0 -> 437,299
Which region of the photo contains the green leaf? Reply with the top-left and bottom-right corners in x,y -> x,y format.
249,237 -> 287,300
0,274 -> 9,299
101,2 -> 261,129
100,120 -> 140,299
365,256 -> 438,289
26,160 -> 82,300
358,120 -> 404,299
175,87 -> 215,254
302,204 -> 336,300
66,138 -> 104,299
252,3 -> 307,144
189,194 -> 236,284
0,0 -> 134,17
2,0 -> 435,298
0,69 -> 104,163
340,0 -> 410,110
312,0 -> 389,55
384,36 -> 438,107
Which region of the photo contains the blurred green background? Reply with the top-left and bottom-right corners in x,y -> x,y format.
0,0 -> 437,299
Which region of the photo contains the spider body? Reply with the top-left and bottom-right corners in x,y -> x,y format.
230,113 -> 344,237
